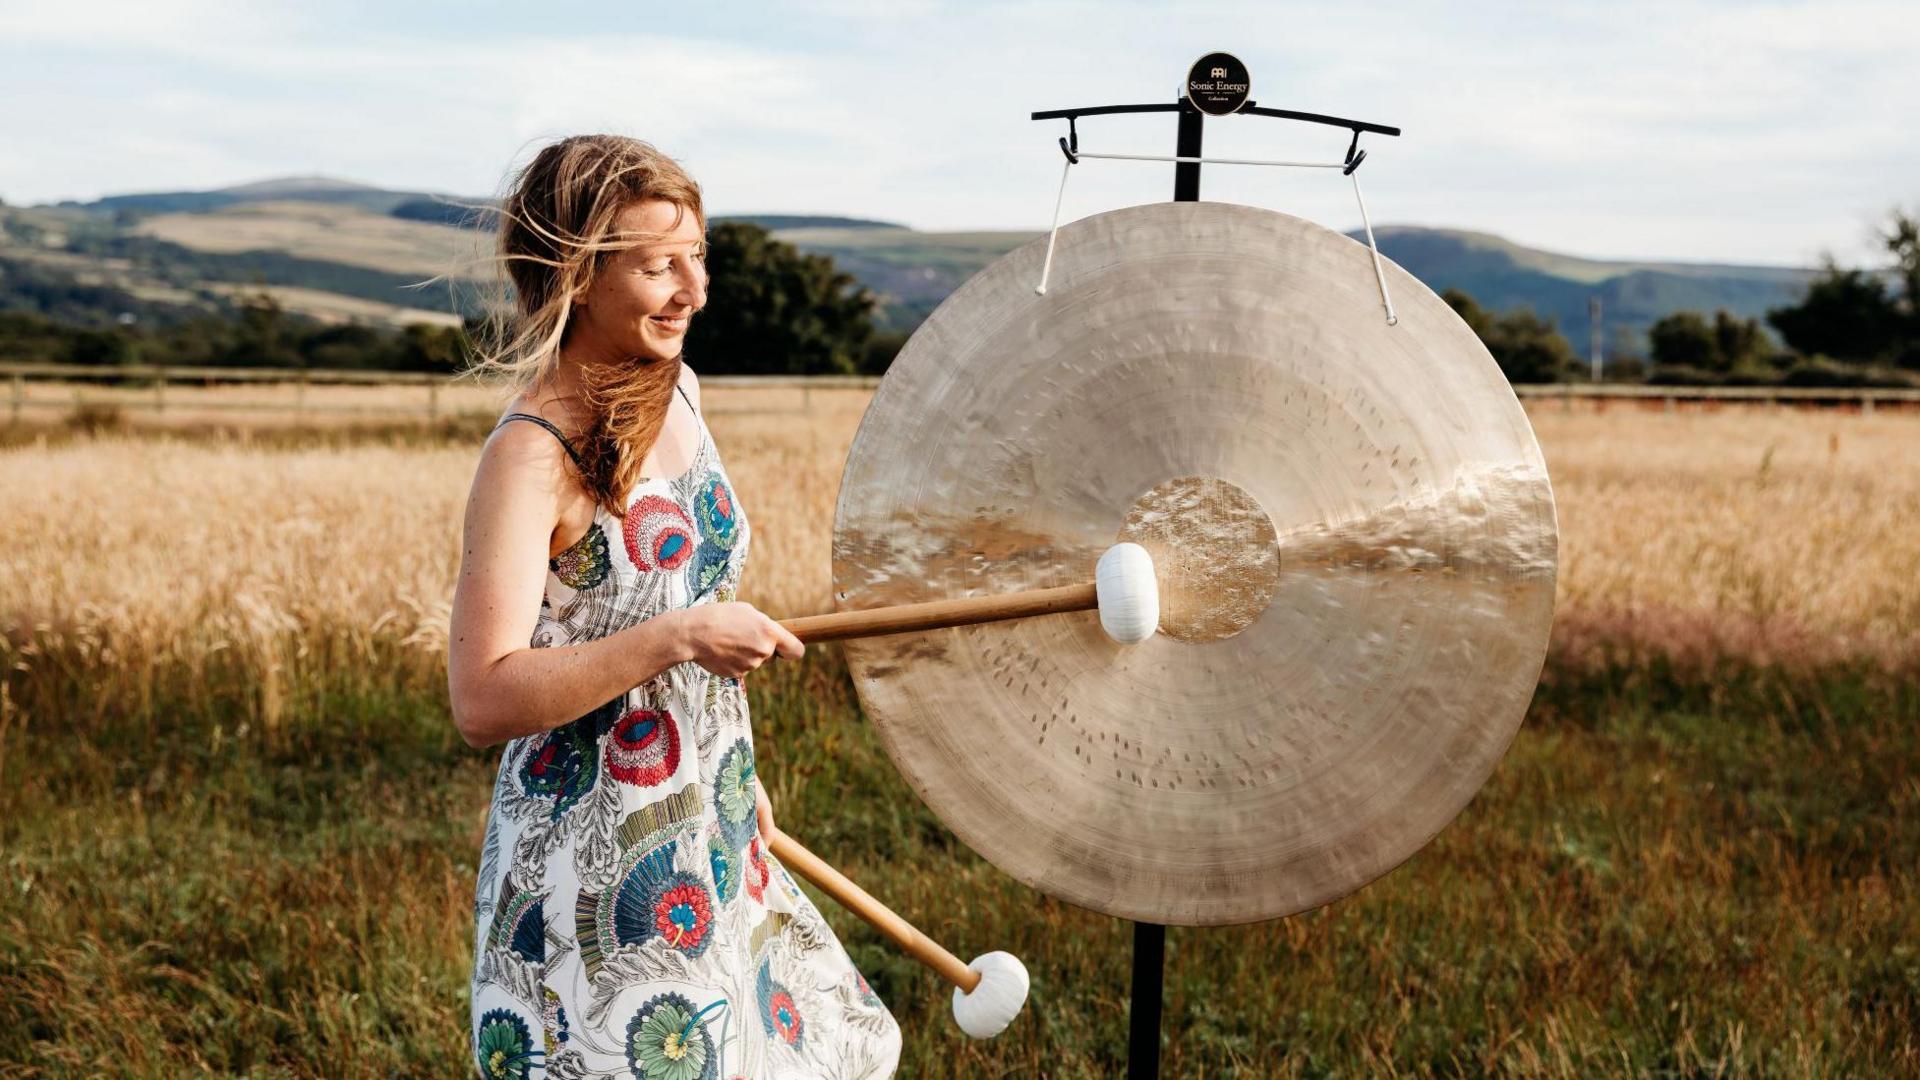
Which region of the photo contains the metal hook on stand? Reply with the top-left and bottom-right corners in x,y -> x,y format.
1058,116 -> 1080,165
1342,128 -> 1368,175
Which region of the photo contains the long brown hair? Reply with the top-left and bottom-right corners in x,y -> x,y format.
464,134 -> 706,516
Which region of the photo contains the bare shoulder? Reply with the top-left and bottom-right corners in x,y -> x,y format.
678,362 -> 702,411
475,413 -> 576,514
486,412 -> 573,469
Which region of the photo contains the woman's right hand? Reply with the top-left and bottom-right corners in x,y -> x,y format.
672,602 -> 805,678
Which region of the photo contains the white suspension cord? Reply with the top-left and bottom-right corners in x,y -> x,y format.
1035,156 -> 1075,295
1032,143 -> 1401,327
1348,169 -> 1399,326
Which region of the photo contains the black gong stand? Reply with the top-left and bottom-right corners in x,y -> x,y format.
1029,53 -> 1399,1080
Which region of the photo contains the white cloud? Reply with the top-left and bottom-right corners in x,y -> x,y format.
0,0 -> 1913,265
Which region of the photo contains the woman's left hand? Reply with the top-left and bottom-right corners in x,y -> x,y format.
755,781 -> 778,842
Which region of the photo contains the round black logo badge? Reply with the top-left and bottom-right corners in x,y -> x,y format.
1185,52 -> 1250,116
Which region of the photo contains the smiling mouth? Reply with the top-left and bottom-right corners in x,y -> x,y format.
650,313 -> 691,331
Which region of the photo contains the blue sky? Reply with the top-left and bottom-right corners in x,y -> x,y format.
2,0 -> 1914,267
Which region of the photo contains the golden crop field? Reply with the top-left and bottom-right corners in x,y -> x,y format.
1,391 -> 1915,1076
3,390 -> 1914,689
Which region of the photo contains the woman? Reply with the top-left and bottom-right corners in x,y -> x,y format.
448,134 -> 901,1079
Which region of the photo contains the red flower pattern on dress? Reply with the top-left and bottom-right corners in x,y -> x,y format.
768,990 -> 803,1045
653,881 -> 713,952
623,495 -> 696,572
605,708 -> 680,787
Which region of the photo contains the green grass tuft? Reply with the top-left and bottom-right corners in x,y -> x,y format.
2,648 -> 1915,1076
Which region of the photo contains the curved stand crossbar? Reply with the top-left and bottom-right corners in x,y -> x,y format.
1031,96 -> 1402,327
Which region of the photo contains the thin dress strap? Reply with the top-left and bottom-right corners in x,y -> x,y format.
494,412 -> 590,474
496,386 -> 696,473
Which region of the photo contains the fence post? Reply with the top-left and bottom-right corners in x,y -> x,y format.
1863,394 -> 1875,418
155,365 -> 167,416
296,369 -> 308,425
10,374 -> 21,424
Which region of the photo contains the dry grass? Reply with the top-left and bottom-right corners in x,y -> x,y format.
2,395 -> 1915,685
1539,403 -> 1920,675
0,383 -> 862,633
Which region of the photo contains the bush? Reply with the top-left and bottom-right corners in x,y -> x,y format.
1649,310 -> 1771,374
683,222 -> 877,376
1778,358 -> 1920,389
66,326 -> 141,366
1443,289 -> 1578,383
1769,263 -> 1903,363
1646,363 -> 1725,386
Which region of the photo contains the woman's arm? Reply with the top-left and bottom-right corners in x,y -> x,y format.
447,423 -> 692,749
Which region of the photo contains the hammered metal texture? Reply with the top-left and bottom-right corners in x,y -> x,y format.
831,201 -> 1558,926
1117,475 -> 1281,643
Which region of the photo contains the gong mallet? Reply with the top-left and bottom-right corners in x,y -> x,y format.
781,542 -> 1159,646
767,542 -> 1153,1037
764,826 -> 1031,1039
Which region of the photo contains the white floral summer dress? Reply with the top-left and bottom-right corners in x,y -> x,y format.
470,386 -> 901,1080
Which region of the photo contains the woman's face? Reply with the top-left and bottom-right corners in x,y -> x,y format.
571,198 -> 708,364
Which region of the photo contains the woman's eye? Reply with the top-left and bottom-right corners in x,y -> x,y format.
641,250 -> 703,278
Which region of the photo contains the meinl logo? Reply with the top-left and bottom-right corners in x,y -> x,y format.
1186,51 -> 1251,116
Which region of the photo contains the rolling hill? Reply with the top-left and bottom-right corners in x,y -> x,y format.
5,175 -> 1818,347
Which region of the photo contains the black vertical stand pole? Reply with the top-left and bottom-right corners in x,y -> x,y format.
1174,98 -> 1204,201
1127,921 -> 1166,1078
1125,95 -> 1204,1080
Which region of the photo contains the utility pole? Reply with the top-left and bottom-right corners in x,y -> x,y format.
1589,295 -> 1604,382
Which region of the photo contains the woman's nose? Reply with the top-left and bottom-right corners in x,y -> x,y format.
677,263 -> 707,310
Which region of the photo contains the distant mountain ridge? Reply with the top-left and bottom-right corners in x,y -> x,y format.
60,175 -> 449,217
16,175 -> 1816,346
1356,226 -> 1813,354
51,176 -> 907,231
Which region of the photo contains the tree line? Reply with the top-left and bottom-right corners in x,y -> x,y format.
1447,208 -> 1920,388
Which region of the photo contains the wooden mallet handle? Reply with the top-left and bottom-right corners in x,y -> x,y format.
780,583 -> 1097,644
764,826 -> 982,993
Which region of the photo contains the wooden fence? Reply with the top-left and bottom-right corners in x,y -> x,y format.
4,361 -> 1917,423
0,362 -> 882,422
1511,382 -> 1920,415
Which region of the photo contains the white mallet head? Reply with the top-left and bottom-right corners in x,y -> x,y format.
952,950 -> 1030,1039
1095,542 -> 1159,644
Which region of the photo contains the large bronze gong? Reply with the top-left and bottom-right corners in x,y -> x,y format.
830,201 -> 1557,927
